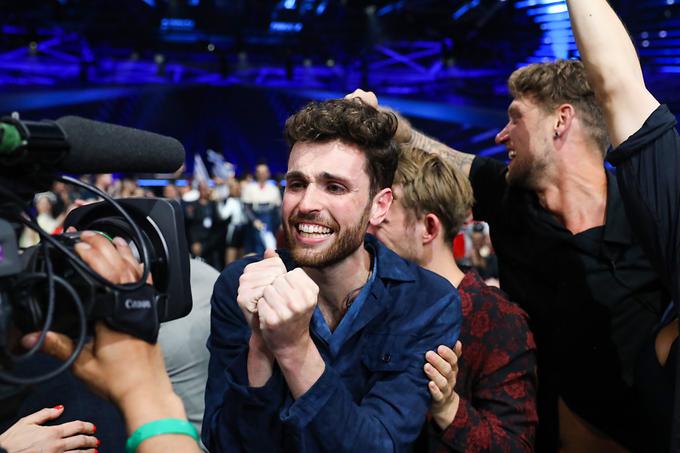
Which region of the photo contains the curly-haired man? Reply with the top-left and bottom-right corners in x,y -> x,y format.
203,99 -> 462,452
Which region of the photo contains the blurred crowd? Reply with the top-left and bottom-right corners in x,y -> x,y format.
20,164 -> 499,279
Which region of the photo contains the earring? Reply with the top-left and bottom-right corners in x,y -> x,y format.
554,131 -> 560,138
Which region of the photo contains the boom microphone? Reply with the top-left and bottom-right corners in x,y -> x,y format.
0,115 -> 185,173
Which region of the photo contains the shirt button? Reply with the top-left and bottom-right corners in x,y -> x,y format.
382,352 -> 391,363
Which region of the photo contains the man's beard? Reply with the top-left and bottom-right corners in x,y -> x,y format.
285,206 -> 371,268
506,149 -> 549,189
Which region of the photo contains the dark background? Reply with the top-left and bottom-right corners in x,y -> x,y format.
0,0 -> 675,176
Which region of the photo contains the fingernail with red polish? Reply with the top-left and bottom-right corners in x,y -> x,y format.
96,438 -> 101,446
92,424 -> 97,433
53,404 -> 64,410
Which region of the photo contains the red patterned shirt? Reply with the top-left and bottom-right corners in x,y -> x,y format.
432,270 -> 538,452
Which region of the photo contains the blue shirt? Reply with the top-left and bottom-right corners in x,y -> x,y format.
203,235 -> 461,452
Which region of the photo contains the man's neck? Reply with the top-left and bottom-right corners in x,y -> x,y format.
534,154 -> 607,235
421,243 -> 465,289
304,245 -> 372,331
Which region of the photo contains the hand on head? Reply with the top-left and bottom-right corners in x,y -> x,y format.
345,89 -> 379,109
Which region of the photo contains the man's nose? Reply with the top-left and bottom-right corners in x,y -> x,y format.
297,184 -> 322,213
495,125 -> 509,144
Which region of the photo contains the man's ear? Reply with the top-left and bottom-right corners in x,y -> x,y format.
554,103 -> 576,139
422,213 -> 442,245
368,188 -> 393,226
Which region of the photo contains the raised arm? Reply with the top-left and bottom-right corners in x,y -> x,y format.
345,89 -> 475,177
567,0 -> 659,147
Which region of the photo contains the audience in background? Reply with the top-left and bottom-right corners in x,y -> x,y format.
184,182 -> 227,269
18,172 -> 262,271
468,222 -> 499,284
19,192 -> 63,247
217,178 -> 247,265
163,182 -> 181,202
241,162 -> 281,254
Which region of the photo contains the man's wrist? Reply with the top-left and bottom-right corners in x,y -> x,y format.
248,333 -> 275,387
249,331 -> 271,356
118,390 -> 187,434
274,334 -> 325,399
379,106 -> 412,143
270,331 -> 314,365
432,393 -> 461,431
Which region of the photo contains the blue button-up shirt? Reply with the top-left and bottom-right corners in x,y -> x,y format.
203,235 -> 461,452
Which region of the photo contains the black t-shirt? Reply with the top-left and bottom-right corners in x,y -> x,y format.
608,104 -> 680,453
469,155 -> 668,448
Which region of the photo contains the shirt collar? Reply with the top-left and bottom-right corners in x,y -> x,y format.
303,235 -> 414,353
366,234 -> 417,283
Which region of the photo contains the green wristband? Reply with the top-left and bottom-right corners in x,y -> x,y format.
125,418 -> 199,453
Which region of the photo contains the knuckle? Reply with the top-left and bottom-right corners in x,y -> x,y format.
289,300 -> 304,313
76,434 -> 92,445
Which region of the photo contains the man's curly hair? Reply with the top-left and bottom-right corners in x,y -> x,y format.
284,99 -> 400,198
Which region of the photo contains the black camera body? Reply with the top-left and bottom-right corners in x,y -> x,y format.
64,197 -> 192,323
0,113 -> 190,383
9,198 -> 192,344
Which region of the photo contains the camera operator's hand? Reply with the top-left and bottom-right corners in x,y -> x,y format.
21,231 -> 199,452
0,406 -> 98,453
73,230 -> 146,285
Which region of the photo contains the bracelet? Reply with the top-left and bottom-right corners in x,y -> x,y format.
125,418 -> 199,453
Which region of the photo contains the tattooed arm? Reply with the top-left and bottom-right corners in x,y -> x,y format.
345,89 -> 475,177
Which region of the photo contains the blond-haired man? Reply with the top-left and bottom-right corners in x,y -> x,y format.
370,148 -> 537,451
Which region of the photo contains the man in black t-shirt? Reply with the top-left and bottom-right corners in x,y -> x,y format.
348,39 -> 668,453
569,1 -> 680,451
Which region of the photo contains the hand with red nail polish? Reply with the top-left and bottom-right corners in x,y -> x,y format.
18,231 -> 198,452
0,405 -> 98,453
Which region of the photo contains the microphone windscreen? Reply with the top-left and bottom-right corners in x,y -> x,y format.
55,116 -> 185,173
